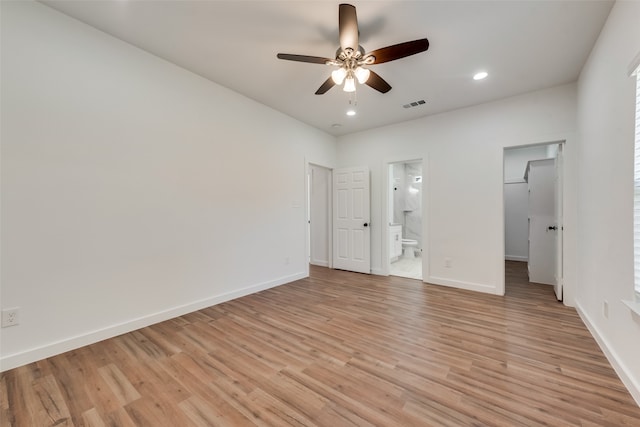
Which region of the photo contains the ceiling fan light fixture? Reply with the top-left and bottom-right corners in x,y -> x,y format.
354,67 -> 370,84
343,76 -> 356,92
331,68 -> 347,85
276,4 -> 429,96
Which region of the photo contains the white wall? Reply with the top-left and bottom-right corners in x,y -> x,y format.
0,1 -> 336,370
504,182 -> 529,261
337,84 -> 577,297
575,0 -> 640,404
504,145 -> 549,182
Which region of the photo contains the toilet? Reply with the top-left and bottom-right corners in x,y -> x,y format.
402,239 -> 419,258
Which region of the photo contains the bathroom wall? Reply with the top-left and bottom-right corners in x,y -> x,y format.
392,164 -> 405,225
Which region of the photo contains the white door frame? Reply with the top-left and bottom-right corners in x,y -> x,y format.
382,156 -> 428,280
554,144 -> 564,300
502,140 -> 565,298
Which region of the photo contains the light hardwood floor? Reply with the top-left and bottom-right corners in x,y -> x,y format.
2,262 -> 640,426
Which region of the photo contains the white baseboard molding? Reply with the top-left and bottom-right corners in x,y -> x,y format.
310,260 -> 329,267
427,276 -> 500,295
505,255 -> 528,262
371,268 -> 386,276
575,301 -> 640,406
0,272 -> 307,372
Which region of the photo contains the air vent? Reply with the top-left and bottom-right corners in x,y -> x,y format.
402,99 -> 426,109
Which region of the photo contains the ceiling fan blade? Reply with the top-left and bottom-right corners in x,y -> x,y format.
365,70 -> 392,93
366,39 -> 429,64
339,4 -> 359,53
277,53 -> 333,64
315,77 -> 336,95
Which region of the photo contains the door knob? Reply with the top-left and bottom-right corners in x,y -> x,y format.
364,223 -> 369,227
548,226 -> 558,230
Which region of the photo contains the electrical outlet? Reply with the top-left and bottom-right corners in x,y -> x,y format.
603,300 -> 609,319
2,308 -> 20,327
285,256 -> 290,265
444,257 -> 452,268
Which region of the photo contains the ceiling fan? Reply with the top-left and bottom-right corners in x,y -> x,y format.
277,3 -> 429,95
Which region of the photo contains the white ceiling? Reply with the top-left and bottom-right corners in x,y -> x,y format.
40,0 -> 613,136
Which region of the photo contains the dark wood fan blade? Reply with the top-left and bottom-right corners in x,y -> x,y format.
339,4 -> 359,53
315,77 -> 336,95
366,39 -> 429,64
365,70 -> 392,93
277,53 -> 332,64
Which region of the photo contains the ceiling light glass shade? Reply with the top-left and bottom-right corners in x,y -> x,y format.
331,68 -> 347,85
354,67 -> 370,84
343,76 -> 356,92
473,71 -> 488,80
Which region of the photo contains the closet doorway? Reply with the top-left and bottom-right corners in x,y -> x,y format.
503,142 -> 564,300
307,163 -> 332,269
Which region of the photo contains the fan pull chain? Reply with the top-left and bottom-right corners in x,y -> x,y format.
347,91 -> 358,116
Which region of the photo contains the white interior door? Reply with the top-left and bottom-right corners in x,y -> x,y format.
554,145 -> 564,300
333,166 -> 370,273
527,159 -> 556,285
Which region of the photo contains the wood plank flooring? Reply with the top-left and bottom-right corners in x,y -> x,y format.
3,262 -> 640,426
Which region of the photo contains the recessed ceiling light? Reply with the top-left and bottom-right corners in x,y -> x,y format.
346,109 -> 356,116
331,123 -> 342,128
473,71 -> 488,80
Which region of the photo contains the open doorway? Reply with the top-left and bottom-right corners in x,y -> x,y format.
307,163 -> 332,269
388,160 -> 423,280
307,163 -> 373,275
504,142 -> 564,300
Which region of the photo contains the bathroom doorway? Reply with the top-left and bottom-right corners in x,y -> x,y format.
387,160 -> 423,280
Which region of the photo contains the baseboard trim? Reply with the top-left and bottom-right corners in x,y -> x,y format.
0,272 -> 307,372
427,276 -> 500,295
575,301 -> 640,406
505,255 -> 528,262
310,260 -> 329,267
